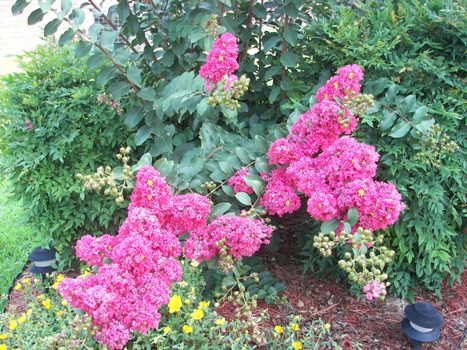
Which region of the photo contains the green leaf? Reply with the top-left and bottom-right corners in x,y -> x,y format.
280,52 -> 297,68
107,80 -> 131,98
380,109 -> 397,130
117,0 -> 130,20
252,3 -> 267,19
320,219 -> 340,234
385,84 -> 399,104
235,147 -> 251,164
87,53 -> 106,69
137,87 -> 156,101
126,66 -> 142,87
235,192 -> 252,206
263,36 -> 280,51
12,0 -> 31,15
131,153 -> 153,172
88,23 -> 104,42
244,175 -> 265,197
124,106 -> 144,128
134,125 -> 152,146
210,202 -> 232,217
399,95 -> 416,114
58,28 -> 75,46
44,19 -> 62,36
343,222 -> 351,235
415,118 -> 435,132
60,0 -> 72,16
412,106 -> 427,124
347,208 -> 358,226
69,8 -> 85,29
388,120 -> 411,138
269,86 -> 281,103
75,40 -> 92,58
27,9 -> 45,25
100,30 -> 119,50
96,66 -> 118,86
284,27 -> 298,45
154,158 -> 174,177
39,0 -> 53,12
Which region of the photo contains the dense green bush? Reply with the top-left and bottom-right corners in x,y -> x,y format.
300,0 -> 466,298
0,44 -> 132,263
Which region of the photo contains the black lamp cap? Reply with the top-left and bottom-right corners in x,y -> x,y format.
401,318 -> 441,343
28,247 -> 57,262
29,264 -> 56,274
404,302 -> 444,329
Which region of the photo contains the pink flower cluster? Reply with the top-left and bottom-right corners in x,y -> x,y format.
199,32 -> 239,93
316,64 -> 364,102
59,166 -> 272,349
363,280 -> 386,301
184,215 -> 272,261
261,65 -> 405,231
228,167 -> 253,194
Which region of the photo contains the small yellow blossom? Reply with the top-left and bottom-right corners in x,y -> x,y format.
51,282 -> 59,290
182,325 -> 193,334
292,341 -> 302,350
41,299 -> 51,310
274,325 -> 284,334
153,336 -> 161,343
61,300 -> 68,307
37,294 -> 45,301
324,323 -> 331,331
56,310 -> 65,317
163,326 -> 171,334
0,334 -> 7,340
190,260 -> 200,268
14,283 -> 22,291
80,271 -> 91,278
8,320 -> 17,330
191,308 -> 204,320
168,295 -> 182,313
214,318 -> 225,326
56,274 -> 65,282
190,286 -> 196,295
0,344 -> 6,350
291,323 -> 299,332
22,278 -> 30,285
17,314 -> 27,324
26,309 -> 32,316
198,301 -> 210,309
178,281 -> 187,288
184,299 -> 191,305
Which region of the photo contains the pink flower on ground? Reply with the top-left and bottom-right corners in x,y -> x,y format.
25,119 -> 33,130
363,280 -> 386,301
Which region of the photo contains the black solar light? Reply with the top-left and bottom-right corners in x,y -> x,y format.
401,301 -> 444,350
28,247 -> 57,274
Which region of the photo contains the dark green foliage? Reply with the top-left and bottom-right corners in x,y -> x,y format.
300,0 -> 466,299
0,45 -> 132,263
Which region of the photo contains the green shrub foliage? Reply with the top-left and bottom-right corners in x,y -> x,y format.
300,0 -> 466,298
0,45 -> 132,262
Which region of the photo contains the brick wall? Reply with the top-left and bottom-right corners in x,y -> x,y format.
0,0 -> 95,57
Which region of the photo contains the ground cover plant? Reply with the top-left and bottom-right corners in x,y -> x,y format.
2,0 -> 465,349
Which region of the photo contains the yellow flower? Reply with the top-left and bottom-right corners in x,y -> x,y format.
179,281 -> 187,288
51,282 -> 59,290
80,271 -> 91,277
17,314 -> 27,324
190,260 -> 200,268
23,278 -> 30,285
291,323 -> 299,332
198,301 -> 210,309
182,325 -> 193,334
41,299 -> 51,310
292,341 -> 302,350
163,326 -> 171,334
61,300 -> 68,307
0,334 -> 7,340
214,318 -> 225,326
56,310 -> 65,317
191,308 -> 204,320
324,323 -> 331,331
37,294 -> 45,301
184,299 -> 191,305
26,309 -> 32,316
168,295 -> 182,313
8,320 -> 17,330
56,274 -> 65,282
0,344 -> 6,350
14,283 -> 22,291
274,325 -> 284,334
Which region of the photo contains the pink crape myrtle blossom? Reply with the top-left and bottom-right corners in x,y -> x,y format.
261,65 -> 404,233
363,280 -> 386,301
199,32 -> 239,92
315,64 -> 364,102
60,165 -> 273,349
228,167 -> 253,194
185,215 -> 273,261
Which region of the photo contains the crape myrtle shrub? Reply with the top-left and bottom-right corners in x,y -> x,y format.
0,44 -> 133,263
298,0 -> 466,298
